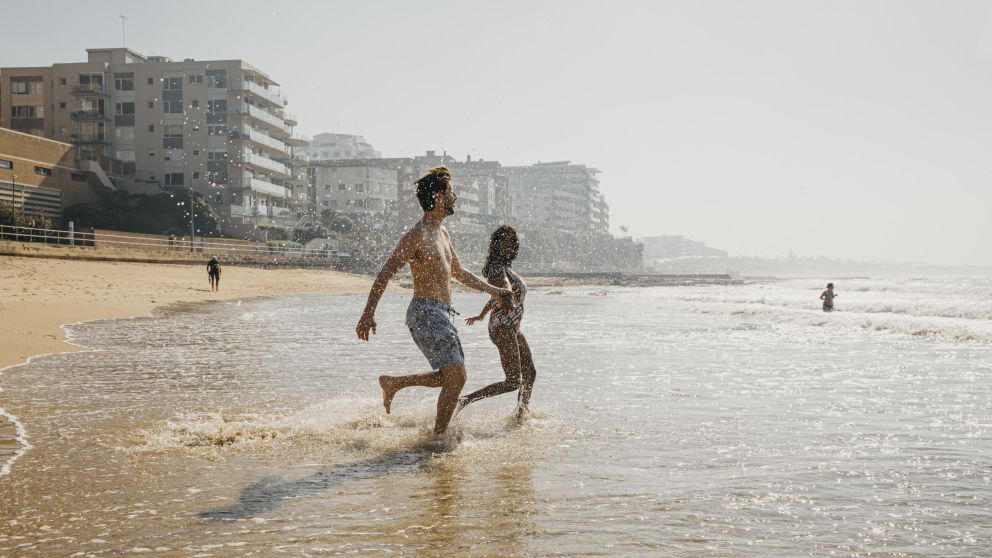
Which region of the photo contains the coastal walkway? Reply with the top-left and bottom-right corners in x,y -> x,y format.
0,224 -> 341,269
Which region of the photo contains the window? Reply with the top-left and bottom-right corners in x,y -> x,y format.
148,100 -> 154,109
149,173 -> 156,180
114,74 -> 134,91
115,102 -> 135,115
323,184 -> 331,191
207,100 -> 227,113
164,172 -> 184,186
71,173 -> 88,182
163,77 -> 182,90
206,70 -> 227,88
208,171 -> 229,184
34,166 -> 52,176
357,184 -> 364,193
59,78 -> 66,85
147,77 -> 154,85
207,124 -> 227,136
338,184 -> 346,191
190,100 -> 199,109
192,150 -> 199,156
59,102 -> 66,109
207,150 -> 228,160
148,124 -> 155,132
11,106 -> 42,118
163,100 -> 182,113
0,159 -> 12,170
164,125 -> 183,148
188,75 -> 203,84
12,81 -> 40,94
193,172 -> 200,179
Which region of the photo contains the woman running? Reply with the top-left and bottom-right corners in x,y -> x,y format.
458,225 -> 537,418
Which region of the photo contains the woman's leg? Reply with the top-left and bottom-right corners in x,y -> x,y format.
515,332 -> 537,411
459,325 -> 522,408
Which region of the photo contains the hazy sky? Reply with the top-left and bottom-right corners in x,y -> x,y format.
6,0 -> 992,265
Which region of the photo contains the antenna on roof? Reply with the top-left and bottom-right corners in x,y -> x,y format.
120,15 -> 128,47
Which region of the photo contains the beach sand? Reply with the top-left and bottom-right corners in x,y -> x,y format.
0,256 -> 388,438
0,256 -> 386,370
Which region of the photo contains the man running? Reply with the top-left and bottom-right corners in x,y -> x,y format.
355,166 -> 512,436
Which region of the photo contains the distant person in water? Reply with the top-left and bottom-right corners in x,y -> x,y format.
459,225 -> 537,419
355,166 -> 513,437
820,282 -> 837,312
207,256 -> 221,291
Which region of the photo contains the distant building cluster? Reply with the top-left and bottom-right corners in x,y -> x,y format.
1,47 -> 610,240
641,235 -> 729,260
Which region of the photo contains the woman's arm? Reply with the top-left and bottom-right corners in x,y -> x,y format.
466,299 -> 497,326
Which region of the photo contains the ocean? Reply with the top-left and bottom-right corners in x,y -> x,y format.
1,276 -> 991,556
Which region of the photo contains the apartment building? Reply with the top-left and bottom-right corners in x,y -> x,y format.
309,159 -> 398,218
300,132 -> 380,161
503,161 -> 608,234
0,48 -> 307,236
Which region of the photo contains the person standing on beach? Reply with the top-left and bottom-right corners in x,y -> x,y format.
820,282 -> 837,312
355,166 -> 513,437
207,256 -> 221,292
459,225 -> 537,419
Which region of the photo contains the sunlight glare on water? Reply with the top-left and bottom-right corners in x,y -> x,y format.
1,278 -> 991,556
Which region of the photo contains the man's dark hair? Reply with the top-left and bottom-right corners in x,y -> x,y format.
415,166 -> 452,211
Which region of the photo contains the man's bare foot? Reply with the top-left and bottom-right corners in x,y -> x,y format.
379,376 -> 398,414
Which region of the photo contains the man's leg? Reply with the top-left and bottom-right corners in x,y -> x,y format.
378,362 -> 466,435
433,362 -> 466,435
378,370 -> 445,413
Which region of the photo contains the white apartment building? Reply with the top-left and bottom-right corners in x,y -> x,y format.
300,132 -> 380,161
309,160 -> 398,218
0,48 -> 308,236
503,161 -> 608,234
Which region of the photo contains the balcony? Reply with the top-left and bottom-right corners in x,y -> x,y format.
71,110 -> 107,121
70,133 -> 109,144
246,177 -> 289,198
228,104 -> 290,137
237,150 -> 291,178
71,84 -> 109,96
229,126 -> 291,159
233,80 -> 287,107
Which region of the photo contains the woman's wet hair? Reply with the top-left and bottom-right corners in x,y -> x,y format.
483,225 -> 519,278
415,166 -> 452,211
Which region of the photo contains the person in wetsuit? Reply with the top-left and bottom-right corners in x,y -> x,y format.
207,256 -> 221,292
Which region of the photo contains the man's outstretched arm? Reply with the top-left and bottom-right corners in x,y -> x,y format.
356,232 -> 415,341
450,247 -> 512,299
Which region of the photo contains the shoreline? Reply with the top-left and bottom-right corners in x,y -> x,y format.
0,255 -> 390,463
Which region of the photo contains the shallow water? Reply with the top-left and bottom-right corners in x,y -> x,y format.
1,278 -> 991,556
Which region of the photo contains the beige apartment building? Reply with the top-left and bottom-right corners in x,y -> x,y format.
503,161 -> 609,234
0,48 -> 307,236
309,160 -> 398,218
300,132 -> 380,161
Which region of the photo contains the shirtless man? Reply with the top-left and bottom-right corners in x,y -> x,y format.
355,166 -> 512,436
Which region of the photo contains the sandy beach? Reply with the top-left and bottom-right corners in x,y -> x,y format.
0,256 -> 384,372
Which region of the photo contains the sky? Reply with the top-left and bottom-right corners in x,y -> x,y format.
5,0 -> 992,265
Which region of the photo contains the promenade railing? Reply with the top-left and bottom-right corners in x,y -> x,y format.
0,224 -> 345,265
